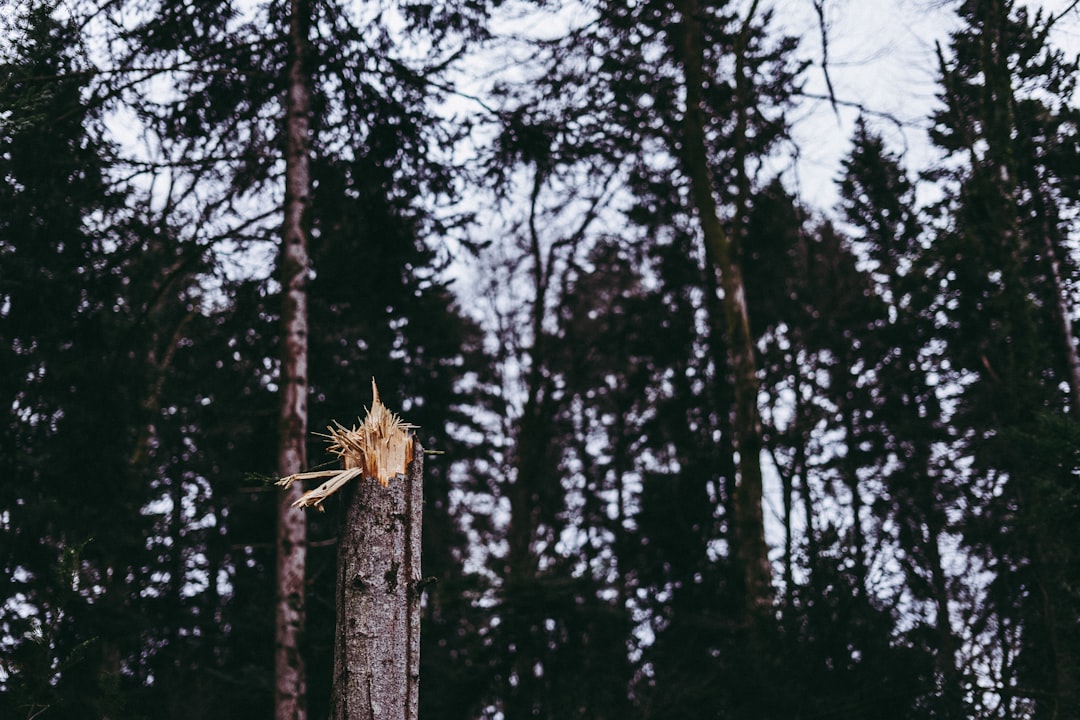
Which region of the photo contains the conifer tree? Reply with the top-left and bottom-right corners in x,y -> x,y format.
0,4 -> 215,715
838,120 -> 966,718
928,1 -> 1080,715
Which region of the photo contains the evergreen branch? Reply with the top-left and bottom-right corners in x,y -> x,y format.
422,77 -> 501,116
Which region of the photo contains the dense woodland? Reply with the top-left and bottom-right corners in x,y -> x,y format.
2,0 -> 1079,718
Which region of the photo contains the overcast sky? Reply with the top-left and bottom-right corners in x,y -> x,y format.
780,0 -> 1080,212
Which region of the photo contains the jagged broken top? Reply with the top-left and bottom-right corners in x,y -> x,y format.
277,379 -> 416,510
325,381 -> 415,486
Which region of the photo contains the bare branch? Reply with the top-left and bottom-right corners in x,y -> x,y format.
811,0 -> 841,120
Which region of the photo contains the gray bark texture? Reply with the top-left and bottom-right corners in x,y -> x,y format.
331,443 -> 423,720
275,0 -> 312,717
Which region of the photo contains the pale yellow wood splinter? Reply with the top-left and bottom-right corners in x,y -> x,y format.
276,379 -> 415,510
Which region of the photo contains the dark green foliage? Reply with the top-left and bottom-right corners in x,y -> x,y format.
926,2 -> 1080,716
1,7 -> 152,717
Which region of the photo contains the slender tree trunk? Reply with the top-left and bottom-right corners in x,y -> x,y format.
922,510 -> 964,716
773,437 -> 794,607
793,366 -> 818,572
671,0 -> 773,617
1017,160 -> 1080,408
275,0 -> 313,717
501,165 -> 555,720
839,382 -> 867,597
331,446 -> 424,720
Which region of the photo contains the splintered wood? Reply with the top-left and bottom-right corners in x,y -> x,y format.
276,380 -> 415,510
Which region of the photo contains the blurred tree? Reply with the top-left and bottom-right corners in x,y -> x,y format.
928,0 -> 1080,715
837,120 -> 966,718
668,0 -> 780,618
745,176 -> 946,719
0,3 -> 215,717
474,122 -> 638,718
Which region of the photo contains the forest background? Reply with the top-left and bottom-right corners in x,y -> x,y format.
1,0 -> 1079,718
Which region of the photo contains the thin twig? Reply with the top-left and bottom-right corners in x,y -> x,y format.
811,0 -> 841,120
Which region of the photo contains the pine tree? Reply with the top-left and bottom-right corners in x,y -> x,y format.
0,4 -> 215,716
838,120 -> 966,718
928,1 -> 1080,715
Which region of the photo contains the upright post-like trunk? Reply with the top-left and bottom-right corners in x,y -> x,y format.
839,382 -> 867,597
331,444 -> 423,720
501,165 -> 557,720
672,0 -> 773,617
275,0 -> 313,718
791,365 -> 818,572
1014,136 -> 1080,408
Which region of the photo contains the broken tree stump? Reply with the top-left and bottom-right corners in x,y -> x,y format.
277,381 -> 422,720
332,435 -> 422,720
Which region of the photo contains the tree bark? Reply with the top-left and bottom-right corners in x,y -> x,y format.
331,444 -> 424,720
275,0 -> 313,717
671,0 -> 773,617
1039,216 -> 1080,411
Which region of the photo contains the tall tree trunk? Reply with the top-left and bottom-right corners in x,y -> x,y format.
1014,141 -> 1080,408
792,366 -> 818,573
923,511 -> 964,716
501,164 -> 557,720
839,382 -> 867,598
275,0 -> 313,717
671,0 -> 773,618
